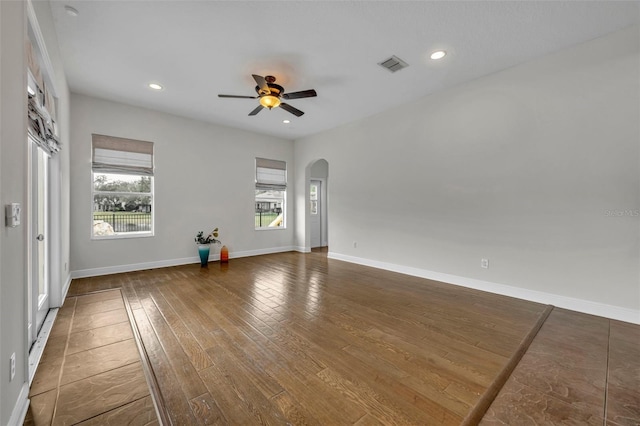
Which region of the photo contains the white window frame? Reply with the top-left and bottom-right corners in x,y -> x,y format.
255,157 -> 287,230
91,134 -> 155,240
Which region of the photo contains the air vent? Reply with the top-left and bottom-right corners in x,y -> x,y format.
378,55 -> 409,73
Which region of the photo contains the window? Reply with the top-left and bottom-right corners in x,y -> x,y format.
255,158 -> 286,229
91,134 -> 154,238
310,182 -> 318,215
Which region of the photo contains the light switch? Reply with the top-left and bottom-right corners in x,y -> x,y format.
5,203 -> 21,227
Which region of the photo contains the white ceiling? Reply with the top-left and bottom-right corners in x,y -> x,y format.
50,1 -> 639,140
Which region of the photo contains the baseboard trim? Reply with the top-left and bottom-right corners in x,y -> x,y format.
70,246 -> 296,279
7,382 -> 30,426
61,274 -> 72,301
29,308 -> 59,384
295,246 -> 311,253
231,246 -> 297,259
327,252 -> 639,324
71,256 -> 197,279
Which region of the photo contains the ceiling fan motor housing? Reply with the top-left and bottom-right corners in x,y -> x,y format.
256,83 -> 284,98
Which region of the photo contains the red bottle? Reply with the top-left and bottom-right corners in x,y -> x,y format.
220,245 -> 229,263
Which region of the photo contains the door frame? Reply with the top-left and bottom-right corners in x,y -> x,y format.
310,179 -> 322,248
316,177 -> 328,247
28,139 -> 50,347
303,159 -> 329,252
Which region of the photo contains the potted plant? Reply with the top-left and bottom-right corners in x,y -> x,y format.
195,228 -> 220,267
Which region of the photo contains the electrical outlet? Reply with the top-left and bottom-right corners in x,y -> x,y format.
481,259 -> 489,269
10,353 -> 15,381
64,262 -> 68,271
353,241 -> 357,248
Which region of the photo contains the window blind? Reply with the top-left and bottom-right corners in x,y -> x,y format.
28,96 -> 60,155
256,158 -> 286,190
92,134 -> 154,176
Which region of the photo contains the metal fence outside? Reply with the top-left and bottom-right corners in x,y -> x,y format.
93,213 -> 152,232
255,210 -> 281,228
95,212 -> 283,231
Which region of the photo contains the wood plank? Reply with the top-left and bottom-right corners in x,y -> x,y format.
283,318 -> 463,424
606,320 -> 640,424
198,364 -> 273,425
60,338 -> 140,385
70,308 -> 129,333
138,295 -> 208,399
155,281 -> 222,350
66,322 -> 133,355
75,288 -> 122,305
147,288 -> 213,371
180,280 -> 367,423
270,391 -> 321,426
53,362 -> 150,425
74,297 -> 124,316
131,307 -> 198,425
76,396 -> 157,426
25,388 -> 57,425
188,392 -> 226,425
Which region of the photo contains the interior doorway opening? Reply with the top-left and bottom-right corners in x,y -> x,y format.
308,159 -> 328,250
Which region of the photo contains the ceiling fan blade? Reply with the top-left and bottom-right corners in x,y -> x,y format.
280,102 -> 304,117
248,105 -> 264,116
282,89 -> 317,100
252,74 -> 270,95
218,94 -> 258,99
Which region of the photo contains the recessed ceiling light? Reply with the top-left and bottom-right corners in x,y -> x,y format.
430,50 -> 447,60
64,5 -> 79,17
282,120 -> 290,124
148,83 -> 163,91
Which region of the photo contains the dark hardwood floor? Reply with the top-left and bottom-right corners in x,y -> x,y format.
27,250 -> 639,425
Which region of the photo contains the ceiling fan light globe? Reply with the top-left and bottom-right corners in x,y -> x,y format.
260,95 -> 281,109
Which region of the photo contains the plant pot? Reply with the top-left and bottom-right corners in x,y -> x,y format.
198,244 -> 210,267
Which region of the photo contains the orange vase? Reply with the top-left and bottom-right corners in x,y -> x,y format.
220,245 -> 229,263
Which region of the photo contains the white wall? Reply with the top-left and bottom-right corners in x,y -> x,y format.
0,1 -> 71,422
0,2 -> 28,423
295,27 -> 640,321
310,159 -> 328,179
70,94 -> 295,275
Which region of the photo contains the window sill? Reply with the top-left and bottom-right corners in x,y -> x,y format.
91,232 -> 154,241
255,227 -> 286,231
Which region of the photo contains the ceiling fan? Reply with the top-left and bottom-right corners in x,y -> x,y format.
218,74 -> 317,117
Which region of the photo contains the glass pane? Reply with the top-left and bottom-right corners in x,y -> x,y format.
93,195 -> 152,235
36,148 -> 47,298
255,189 -> 284,228
93,173 -> 152,193
310,183 -> 318,215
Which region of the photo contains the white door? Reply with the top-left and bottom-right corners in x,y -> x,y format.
310,180 -> 321,248
29,141 -> 50,347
